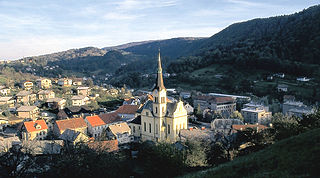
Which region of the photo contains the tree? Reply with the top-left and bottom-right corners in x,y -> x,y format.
230,111 -> 244,121
184,140 -> 208,168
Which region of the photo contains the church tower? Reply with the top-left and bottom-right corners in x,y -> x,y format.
152,49 -> 167,118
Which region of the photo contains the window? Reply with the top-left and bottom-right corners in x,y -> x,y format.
155,97 -> 157,103
162,107 -> 164,113
146,111 -> 149,116
155,107 -> 157,113
161,97 -> 165,103
176,125 -> 178,134
144,122 -> 146,132
168,124 -> 170,134
156,124 -> 158,134
133,126 -> 135,133
149,123 -> 152,133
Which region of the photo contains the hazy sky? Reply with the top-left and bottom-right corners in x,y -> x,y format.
0,0 -> 319,60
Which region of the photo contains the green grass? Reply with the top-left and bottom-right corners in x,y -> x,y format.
182,128 -> 320,178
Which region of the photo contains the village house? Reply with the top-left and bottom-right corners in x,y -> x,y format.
21,140 -> 64,155
194,95 -> 236,118
71,95 -> 90,106
0,96 -> 15,108
115,104 -> 140,122
184,103 -> 194,115
0,86 -> 10,96
211,119 -> 244,135
54,117 -> 87,136
76,87 -> 91,96
241,107 -> 272,125
179,127 -> 215,142
58,78 -> 73,87
277,84 -> 288,92
17,106 -> 39,120
38,90 -> 55,101
128,116 -> 141,139
282,101 -> 314,118
0,136 -> 21,152
72,78 -> 83,86
59,129 -> 89,145
180,91 -> 191,99
16,90 -> 36,105
36,78 -> 52,89
85,115 -> 108,139
123,97 -> 140,105
106,122 -> 133,145
21,120 -> 48,140
87,140 -> 119,152
21,81 -> 33,90
46,98 -> 66,110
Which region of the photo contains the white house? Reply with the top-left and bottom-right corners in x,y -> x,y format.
107,122 -> 133,145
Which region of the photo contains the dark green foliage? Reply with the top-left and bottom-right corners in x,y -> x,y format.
183,128 -> 320,178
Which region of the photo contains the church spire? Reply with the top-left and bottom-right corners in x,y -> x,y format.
153,48 -> 165,91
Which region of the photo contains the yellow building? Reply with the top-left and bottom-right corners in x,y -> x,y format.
139,51 -> 188,142
36,78 -> 52,89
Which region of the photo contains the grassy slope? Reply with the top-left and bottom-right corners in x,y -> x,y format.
182,128 -> 320,178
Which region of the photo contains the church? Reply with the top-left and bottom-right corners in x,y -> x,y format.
134,50 -> 188,142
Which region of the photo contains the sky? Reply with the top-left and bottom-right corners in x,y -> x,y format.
0,0 -> 319,60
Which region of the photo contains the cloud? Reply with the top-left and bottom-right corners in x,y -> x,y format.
114,0 -> 178,10
103,12 -> 144,20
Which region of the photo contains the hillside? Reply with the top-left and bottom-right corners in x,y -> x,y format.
182,128 -> 320,178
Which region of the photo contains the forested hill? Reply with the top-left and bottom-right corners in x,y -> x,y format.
168,5 -> 320,75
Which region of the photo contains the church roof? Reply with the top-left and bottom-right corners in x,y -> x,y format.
139,99 -> 179,117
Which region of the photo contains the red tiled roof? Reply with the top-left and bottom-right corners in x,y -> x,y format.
194,95 -> 234,104
88,140 -> 118,152
116,104 -> 139,114
99,112 -> 121,124
24,120 -> 48,132
55,117 -> 87,132
86,115 -> 105,127
232,124 -> 268,131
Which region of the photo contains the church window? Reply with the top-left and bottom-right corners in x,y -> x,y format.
155,97 -> 158,103
168,124 -> 170,134
156,124 -> 158,134
155,107 -> 158,113
162,107 -> 164,113
176,125 -> 178,134
149,123 -> 152,133
161,97 -> 165,103
133,126 -> 135,133
146,112 -> 149,116
144,122 -> 146,132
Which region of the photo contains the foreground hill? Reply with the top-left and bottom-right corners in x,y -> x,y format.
182,128 -> 320,178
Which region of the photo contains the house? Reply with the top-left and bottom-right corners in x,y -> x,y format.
106,122 -> 133,145
17,106 -> 39,119
0,86 -> 10,96
76,87 -> 91,96
87,140 -> 119,152
71,95 -> 90,106
283,95 -> 295,102
46,98 -> 66,110
232,124 -> 268,132
277,84 -> 288,92
194,95 -> 236,118
54,117 -> 87,136
128,115 -> 141,139
59,129 -> 89,145
21,120 -> 48,140
0,117 -> 9,131
184,103 -> 194,115
179,127 -> 215,142
85,115 -> 108,139
211,119 -> 244,135
21,140 -> 64,155
282,101 -> 313,118
38,90 -> 55,101
21,81 -> 33,90
241,107 -> 272,125
72,78 -> 83,86
0,96 -> 15,108
36,78 -> 52,89
123,97 -> 140,105
297,77 -> 310,82
180,92 -> 191,99
115,104 -> 139,121
0,136 -> 21,152
98,112 -> 122,125
16,90 -> 36,105
58,78 -> 73,87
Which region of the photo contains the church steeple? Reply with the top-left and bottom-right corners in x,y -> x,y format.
153,48 -> 166,91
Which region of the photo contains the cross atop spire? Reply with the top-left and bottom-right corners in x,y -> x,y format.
153,49 -> 166,91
